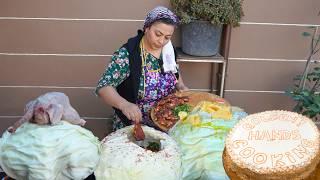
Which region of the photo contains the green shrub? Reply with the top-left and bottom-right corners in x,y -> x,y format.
170,0 -> 244,26
286,26 -> 320,120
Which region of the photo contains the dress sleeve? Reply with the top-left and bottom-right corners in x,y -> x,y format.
95,47 -> 130,95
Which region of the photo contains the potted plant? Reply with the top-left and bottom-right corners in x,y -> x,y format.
170,0 -> 244,56
286,25 -> 320,122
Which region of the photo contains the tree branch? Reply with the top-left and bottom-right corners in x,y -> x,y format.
299,27 -> 318,90
311,79 -> 320,93
313,48 -> 320,55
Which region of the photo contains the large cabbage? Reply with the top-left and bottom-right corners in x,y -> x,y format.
0,121 -> 101,180
169,107 -> 247,180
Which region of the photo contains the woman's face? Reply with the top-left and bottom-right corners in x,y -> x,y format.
144,22 -> 175,50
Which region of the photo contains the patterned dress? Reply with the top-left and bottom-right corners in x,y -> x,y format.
96,47 -> 178,131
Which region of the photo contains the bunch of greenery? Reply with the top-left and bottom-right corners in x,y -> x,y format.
170,0 -> 244,26
286,25 -> 320,120
146,141 -> 161,152
173,104 -> 191,117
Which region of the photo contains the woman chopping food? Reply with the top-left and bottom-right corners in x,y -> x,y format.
95,6 -> 188,131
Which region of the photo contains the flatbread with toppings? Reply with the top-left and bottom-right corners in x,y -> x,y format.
151,93 -> 190,132
175,91 -> 230,107
151,91 -> 230,132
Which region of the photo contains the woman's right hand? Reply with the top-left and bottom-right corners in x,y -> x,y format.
120,102 -> 142,123
97,86 -> 142,123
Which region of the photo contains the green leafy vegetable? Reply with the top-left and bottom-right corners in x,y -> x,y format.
146,141 -> 161,152
173,104 -> 191,117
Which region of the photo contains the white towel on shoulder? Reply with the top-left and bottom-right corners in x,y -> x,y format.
162,41 -> 178,73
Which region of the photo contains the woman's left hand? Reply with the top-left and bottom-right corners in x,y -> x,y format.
176,73 -> 189,91
176,82 -> 189,92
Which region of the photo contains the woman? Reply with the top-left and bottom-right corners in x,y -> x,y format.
96,6 -> 188,131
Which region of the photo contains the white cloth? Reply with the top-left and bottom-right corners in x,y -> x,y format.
162,41 -> 178,73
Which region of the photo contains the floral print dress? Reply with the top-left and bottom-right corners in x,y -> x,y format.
96,47 -> 178,131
